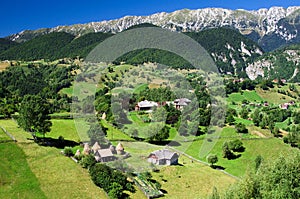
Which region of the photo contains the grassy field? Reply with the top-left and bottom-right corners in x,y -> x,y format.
151,155 -> 236,198
0,142 -> 46,198
0,127 -> 10,141
228,90 -> 263,103
110,141 -> 236,198
256,87 -> 295,104
0,119 -> 108,199
48,119 -> 81,142
60,86 -> 73,96
101,120 -> 134,141
0,62 -> 10,71
133,83 -> 148,94
174,126 -> 297,177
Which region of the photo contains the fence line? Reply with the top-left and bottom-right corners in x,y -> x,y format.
0,126 -> 17,142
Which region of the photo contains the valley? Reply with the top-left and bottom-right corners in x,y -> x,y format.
0,5 -> 300,199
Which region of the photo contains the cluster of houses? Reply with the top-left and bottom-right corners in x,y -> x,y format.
74,142 -> 180,166
135,98 -> 191,112
74,142 -> 128,163
243,100 -> 296,110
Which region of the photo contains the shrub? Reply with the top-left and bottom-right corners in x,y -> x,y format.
235,123 -> 248,133
207,154 -> 218,167
80,154 -> 96,169
229,139 -> 244,152
63,147 -> 73,157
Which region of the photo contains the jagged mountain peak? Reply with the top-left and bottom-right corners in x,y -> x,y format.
5,6 -> 300,51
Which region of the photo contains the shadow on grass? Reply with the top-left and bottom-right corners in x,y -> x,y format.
211,165 -> 225,170
233,147 -> 245,153
160,189 -> 168,194
33,137 -> 79,148
148,140 -> 181,146
228,153 -> 241,160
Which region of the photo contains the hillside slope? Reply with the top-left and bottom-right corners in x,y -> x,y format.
0,32 -> 75,61
246,44 -> 300,82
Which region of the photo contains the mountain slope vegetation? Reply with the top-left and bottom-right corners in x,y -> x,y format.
58,32 -> 114,58
0,38 -> 19,54
115,28 -> 263,73
246,44 -> 300,82
0,32 -> 75,61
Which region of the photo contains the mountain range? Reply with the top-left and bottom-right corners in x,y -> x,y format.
5,6 -> 300,52
1,6 -> 300,81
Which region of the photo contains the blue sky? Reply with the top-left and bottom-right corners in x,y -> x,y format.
0,0 -> 299,37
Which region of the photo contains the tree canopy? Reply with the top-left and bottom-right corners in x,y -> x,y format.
17,95 -> 52,137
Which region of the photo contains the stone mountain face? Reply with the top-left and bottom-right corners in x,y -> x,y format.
6,6 -> 300,51
246,45 -> 300,81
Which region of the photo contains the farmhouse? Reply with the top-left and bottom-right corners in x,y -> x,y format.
147,149 -> 179,165
280,101 -> 295,109
135,100 -> 158,112
95,148 -> 116,162
174,98 -> 191,110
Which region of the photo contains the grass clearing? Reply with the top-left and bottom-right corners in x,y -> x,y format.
0,62 -> 10,71
0,142 -> 46,198
256,88 -> 294,104
101,120 -> 134,141
174,126 -> 297,177
0,127 -> 10,141
48,119 -> 81,142
133,83 -> 148,94
60,86 -> 73,96
228,90 -> 263,103
151,155 -> 236,198
0,119 -> 107,199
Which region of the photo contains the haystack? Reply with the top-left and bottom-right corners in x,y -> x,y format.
116,142 -> 124,155
92,141 -> 101,153
83,143 -> 91,155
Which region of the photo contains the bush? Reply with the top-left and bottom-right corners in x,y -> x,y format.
235,123 -> 248,134
229,139 -> 244,152
207,154 -> 218,167
80,154 -> 96,169
63,147 -> 73,157
89,164 -> 135,198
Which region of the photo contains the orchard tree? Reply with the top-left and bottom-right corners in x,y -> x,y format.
207,154 -> 218,167
225,113 -> 235,125
251,108 -> 261,126
229,139 -> 244,152
222,142 -> 234,159
239,108 -> 249,119
17,95 -> 52,137
87,123 -> 107,146
235,123 -> 248,134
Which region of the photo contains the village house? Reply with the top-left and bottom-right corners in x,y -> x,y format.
147,149 -> 179,166
135,100 -> 158,112
173,98 -> 191,110
95,148 -> 116,162
136,98 -> 191,112
279,101 -> 295,109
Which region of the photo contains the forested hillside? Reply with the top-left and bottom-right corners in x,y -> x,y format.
0,32 -> 75,61
57,32 -> 114,58
0,38 -> 19,54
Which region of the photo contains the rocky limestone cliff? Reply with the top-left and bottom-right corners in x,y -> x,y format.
6,6 -> 300,51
